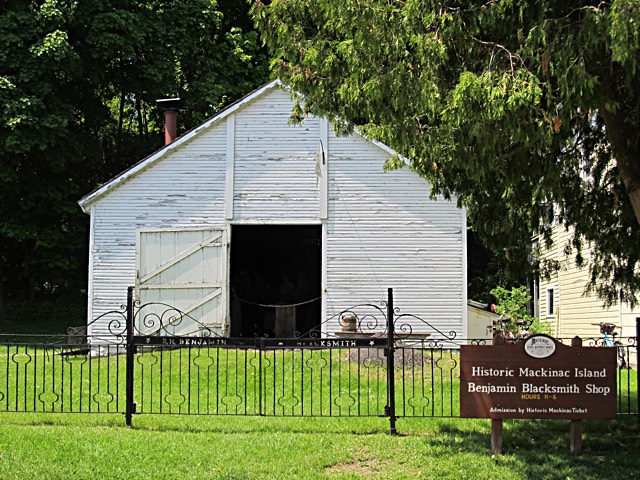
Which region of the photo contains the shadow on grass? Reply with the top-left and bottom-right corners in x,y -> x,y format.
2,411 -> 638,478
428,418 -> 640,480
0,293 -> 86,336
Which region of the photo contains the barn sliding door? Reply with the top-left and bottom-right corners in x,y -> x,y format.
136,228 -> 227,336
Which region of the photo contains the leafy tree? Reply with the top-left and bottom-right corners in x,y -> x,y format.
490,285 -> 532,324
0,1 -> 92,303
467,229 -> 526,304
253,0 -> 640,306
0,0 -> 268,320
491,285 -> 551,335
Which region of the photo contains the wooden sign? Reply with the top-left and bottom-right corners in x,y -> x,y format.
460,335 -> 617,419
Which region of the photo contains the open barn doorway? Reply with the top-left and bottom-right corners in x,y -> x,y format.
230,225 -> 322,337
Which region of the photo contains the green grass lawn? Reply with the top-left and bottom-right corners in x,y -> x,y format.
0,413 -> 637,479
0,342 -> 638,479
0,346 -> 460,416
2,345 -> 636,418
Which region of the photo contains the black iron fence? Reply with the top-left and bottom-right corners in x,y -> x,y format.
0,288 -> 638,433
0,340 -> 127,414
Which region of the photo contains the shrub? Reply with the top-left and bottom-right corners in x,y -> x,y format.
490,285 -> 552,335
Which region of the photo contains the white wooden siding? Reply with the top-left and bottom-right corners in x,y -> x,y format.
325,132 -> 464,337
137,228 -> 226,335
84,84 -> 465,339
233,88 -> 320,220
467,306 -> 498,340
87,126 -> 228,335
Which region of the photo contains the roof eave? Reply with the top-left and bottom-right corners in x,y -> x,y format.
78,80 -> 283,212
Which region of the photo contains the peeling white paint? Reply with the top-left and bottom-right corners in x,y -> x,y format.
82,84 -> 466,339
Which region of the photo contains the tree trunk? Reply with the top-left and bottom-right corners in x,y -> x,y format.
136,98 -> 143,137
601,107 -> 640,225
620,168 -> 640,225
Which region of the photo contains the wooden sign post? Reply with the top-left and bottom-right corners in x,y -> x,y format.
570,336 -> 583,453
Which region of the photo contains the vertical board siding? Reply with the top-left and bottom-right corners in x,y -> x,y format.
137,229 -> 226,336
86,85 -> 465,339
233,89 -> 320,221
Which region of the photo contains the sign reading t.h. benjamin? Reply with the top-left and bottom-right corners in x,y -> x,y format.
460,335 -> 617,419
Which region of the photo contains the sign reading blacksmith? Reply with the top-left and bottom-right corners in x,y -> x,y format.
460,335 -> 617,419
134,335 -> 387,348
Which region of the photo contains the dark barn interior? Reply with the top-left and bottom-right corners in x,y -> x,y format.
229,225 -> 321,337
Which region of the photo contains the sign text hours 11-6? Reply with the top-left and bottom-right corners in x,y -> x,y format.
460,335 -> 617,420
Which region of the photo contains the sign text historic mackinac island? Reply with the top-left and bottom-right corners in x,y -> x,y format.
460,335 -> 617,419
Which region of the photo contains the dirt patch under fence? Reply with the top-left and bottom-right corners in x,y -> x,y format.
345,347 -> 432,368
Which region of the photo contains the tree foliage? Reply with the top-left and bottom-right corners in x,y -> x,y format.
254,0 -> 640,306
491,285 -> 551,335
0,0 -> 268,309
490,285 -> 532,323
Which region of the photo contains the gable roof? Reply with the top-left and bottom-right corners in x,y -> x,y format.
78,80 -> 400,213
79,81 -> 283,212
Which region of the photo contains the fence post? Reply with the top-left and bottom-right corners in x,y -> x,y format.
258,336 -> 264,416
386,287 -> 397,435
125,286 -> 135,427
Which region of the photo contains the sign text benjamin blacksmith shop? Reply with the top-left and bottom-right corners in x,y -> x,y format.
460,335 -> 617,419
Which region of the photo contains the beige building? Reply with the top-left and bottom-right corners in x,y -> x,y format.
534,224 -> 639,341
466,300 -> 499,341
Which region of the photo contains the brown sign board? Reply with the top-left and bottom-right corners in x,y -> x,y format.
460,335 -> 617,419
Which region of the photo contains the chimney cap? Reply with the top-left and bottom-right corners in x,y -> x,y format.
156,97 -> 181,111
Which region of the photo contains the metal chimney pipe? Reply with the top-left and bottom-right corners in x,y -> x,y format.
156,98 -> 181,145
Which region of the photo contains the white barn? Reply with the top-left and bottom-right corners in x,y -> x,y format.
79,81 -> 467,340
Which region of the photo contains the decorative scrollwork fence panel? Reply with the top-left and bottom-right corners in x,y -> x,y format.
0,287 -> 637,434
